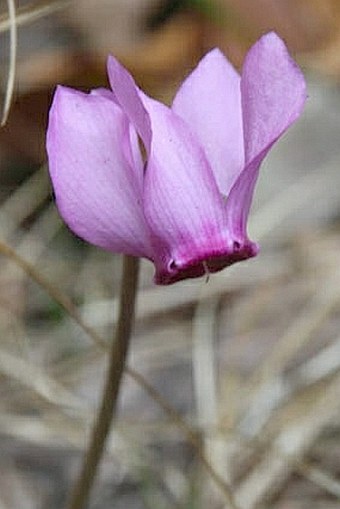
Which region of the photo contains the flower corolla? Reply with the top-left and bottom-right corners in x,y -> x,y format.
46,32 -> 306,284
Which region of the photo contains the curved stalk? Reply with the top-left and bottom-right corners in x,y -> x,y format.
67,255 -> 139,509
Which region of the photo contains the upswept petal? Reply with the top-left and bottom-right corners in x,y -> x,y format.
46,86 -> 152,258
241,31 -> 307,164
172,49 -> 244,196
141,96 -> 234,281
226,32 -> 307,236
107,55 -> 152,153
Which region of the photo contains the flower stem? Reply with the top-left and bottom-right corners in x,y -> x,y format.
67,255 -> 140,509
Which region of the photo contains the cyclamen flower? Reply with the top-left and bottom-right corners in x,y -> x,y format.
46,32 -> 306,285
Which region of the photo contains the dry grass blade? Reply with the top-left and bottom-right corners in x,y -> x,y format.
127,368 -> 241,509
11,203 -> 62,262
240,334 -> 340,436
0,167 -> 50,238
235,373 -> 340,509
246,266 -> 340,389
249,168 -> 334,241
0,0 -> 70,34
192,296 -> 219,430
0,410 -> 92,461
0,239 -> 107,349
0,346 -> 86,410
1,0 -> 17,126
298,463 -> 340,498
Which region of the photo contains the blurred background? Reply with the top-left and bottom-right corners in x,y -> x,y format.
0,0 -> 340,508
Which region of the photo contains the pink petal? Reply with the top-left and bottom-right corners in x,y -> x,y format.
141,97 -> 240,283
46,86 -> 152,258
241,32 -> 307,164
172,49 -> 244,195
107,55 -> 152,154
227,32 -> 306,236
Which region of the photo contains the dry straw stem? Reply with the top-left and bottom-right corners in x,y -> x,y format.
0,166 -> 62,277
240,331 -> 340,437
239,265 -> 340,438
235,372 -> 340,509
298,462 -> 340,498
0,346 -> 86,410
0,0 -> 71,126
0,240 -> 107,349
128,368 -> 241,509
2,0 -> 17,126
0,0 -> 70,34
253,267 -> 340,382
192,296 -> 219,431
0,167 -> 50,238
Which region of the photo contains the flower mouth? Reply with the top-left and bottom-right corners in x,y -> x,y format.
155,242 -> 259,285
